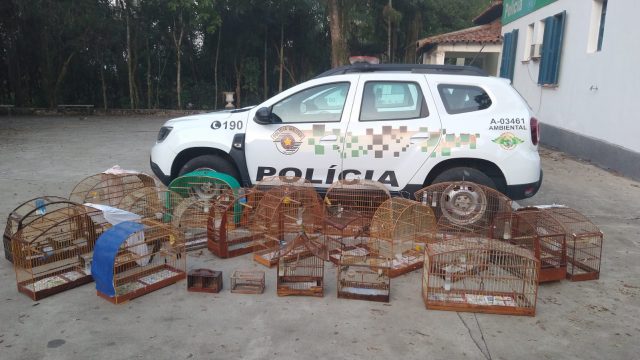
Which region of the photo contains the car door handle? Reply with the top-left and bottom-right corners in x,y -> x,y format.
410,133 -> 430,144
320,135 -> 338,142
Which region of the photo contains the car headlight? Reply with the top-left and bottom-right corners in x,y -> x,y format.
157,126 -> 173,142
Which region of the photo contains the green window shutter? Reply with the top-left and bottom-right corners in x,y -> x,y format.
499,29 -> 519,81
538,11 -> 566,85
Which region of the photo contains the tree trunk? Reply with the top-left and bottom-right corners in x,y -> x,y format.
51,52 -> 75,108
263,26 -> 268,100
100,61 -> 107,110
327,0 -> 347,67
146,39 -> 152,109
278,24 -> 284,93
387,0 -> 392,63
172,13 -> 185,110
234,60 -> 242,108
176,47 -> 182,109
404,12 -> 422,63
125,9 -> 135,109
214,28 -> 221,109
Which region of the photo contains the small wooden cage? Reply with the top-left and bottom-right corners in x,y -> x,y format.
538,206 -> 603,281
423,238 -> 539,316
69,172 -> 156,206
168,169 -> 240,200
12,205 -> 109,300
323,180 -> 391,264
230,270 -> 265,294
117,187 -> 184,222
92,220 -> 186,304
208,188 -> 263,258
369,198 -> 436,277
276,234 -> 324,297
338,254 -> 390,302
414,181 -> 512,239
4,196 -> 77,263
251,177 -> 325,267
187,268 -> 223,293
502,208 -> 568,282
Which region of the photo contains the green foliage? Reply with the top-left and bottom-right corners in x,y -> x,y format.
0,0 -> 492,109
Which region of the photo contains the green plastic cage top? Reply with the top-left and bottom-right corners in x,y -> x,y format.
168,170 -> 242,223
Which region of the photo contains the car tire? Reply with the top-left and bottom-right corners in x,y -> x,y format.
178,154 -> 240,181
431,167 -> 496,190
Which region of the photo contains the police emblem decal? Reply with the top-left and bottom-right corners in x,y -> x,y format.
272,126 -> 305,155
492,132 -> 524,150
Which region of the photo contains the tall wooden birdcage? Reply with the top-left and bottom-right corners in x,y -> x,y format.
338,253 -> 390,302
251,176 -> 325,267
69,172 -> 156,206
92,219 -> 186,304
117,187 -> 184,223
423,238 -> 539,316
208,188 -> 263,258
414,181 -> 512,240
12,205 -> 110,300
276,233 -> 325,297
168,169 -> 240,200
537,206 -> 603,281
323,179 -> 391,264
4,196 -> 77,263
369,198 -> 436,277
171,197 -> 214,251
502,208 -> 568,282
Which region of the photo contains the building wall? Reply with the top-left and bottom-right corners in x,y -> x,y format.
422,43 -> 502,75
502,0 -> 640,179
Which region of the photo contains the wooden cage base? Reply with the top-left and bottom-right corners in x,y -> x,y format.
338,287 -> 390,303
17,267 -> 92,301
277,277 -> 323,297
208,239 -> 255,259
98,265 -> 186,304
423,289 -> 535,316
539,266 -> 567,283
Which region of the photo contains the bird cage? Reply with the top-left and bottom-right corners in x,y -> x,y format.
4,196 -> 77,263
537,206 -> 603,281
117,187 -> 185,222
171,197 -> 213,251
338,253 -> 390,302
69,172 -> 156,206
323,179 -> 391,265
414,181 -> 512,240
208,187 -> 263,258
369,198 -> 437,277
168,169 -> 240,200
423,238 -> 539,316
11,205 -> 109,300
505,208 -> 568,282
230,270 -> 265,294
92,220 -> 186,304
276,233 -> 324,297
251,176 -> 325,267
187,268 -> 223,293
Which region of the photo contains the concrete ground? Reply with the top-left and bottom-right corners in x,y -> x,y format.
0,115 -> 638,360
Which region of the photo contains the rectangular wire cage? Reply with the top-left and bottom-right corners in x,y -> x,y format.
323,180 -> 391,265
93,219 -> 186,304
12,205 -> 109,300
277,234 -> 324,297
423,238 -> 539,316
539,206 -> 603,281
251,177 -> 325,267
4,196 -> 73,263
69,172 -> 156,206
337,254 -> 390,302
505,208 -> 568,282
230,270 -> 265,294
369,198 -> 437,278
208,188 -> 263,258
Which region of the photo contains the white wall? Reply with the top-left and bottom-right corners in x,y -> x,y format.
503,0 -> 640,153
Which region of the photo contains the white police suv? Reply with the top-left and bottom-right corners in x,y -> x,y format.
150,63 -> 542,200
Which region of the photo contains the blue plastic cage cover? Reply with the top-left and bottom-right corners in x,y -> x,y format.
92,221 -> 144,297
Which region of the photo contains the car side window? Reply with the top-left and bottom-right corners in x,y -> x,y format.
359,81 -> 428,121
438,84 -> 492,114
271,82 -> 349,123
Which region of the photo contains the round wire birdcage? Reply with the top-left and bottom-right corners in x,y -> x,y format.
69,172 -> 156,206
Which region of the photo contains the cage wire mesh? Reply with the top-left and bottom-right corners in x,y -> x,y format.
69,172 -> 156,206
423,238 -> 539,316
323,179 -> 391,264
509,208 -> 568,282
276,233 -> 325,297
168,169 -> 239,200
414,181 -> 513,241
250,176 -> 325,267
4,196 -> 77,263
537,206 -> 603,281
369,198 -> 437,277
117,187 -> 184,223
208,187 -> 263,258
93,219 -> 186,304
338,253 -> 391,302
12,204 -> 110,300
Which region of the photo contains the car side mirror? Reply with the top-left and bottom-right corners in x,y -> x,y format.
254,107 -> 273,125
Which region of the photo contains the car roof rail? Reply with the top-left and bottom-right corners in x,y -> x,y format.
314,63 -> 488,78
